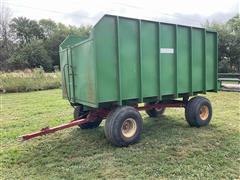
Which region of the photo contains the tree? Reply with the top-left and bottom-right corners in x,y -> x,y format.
8,40 -> 52,71
44,23 -> 91,68
0,2 -> 12,48
227,14 -> 240,33
227,14 -> 240,72
39,19 -> 57,38
44,31 -> 67,67
10,17 -> 44,44
1,5 -> 92,72
0,2 -> 14,70
204,14 -> 240,72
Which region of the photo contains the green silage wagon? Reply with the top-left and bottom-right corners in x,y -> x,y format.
58,14 -> 218,146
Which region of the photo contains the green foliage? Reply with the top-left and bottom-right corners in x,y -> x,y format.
0,40 -> 15,70
1,16 -> 91,71
39,19 -> 57,38
44,25 -> 91,67
227,14 -> 240,33
0,90 -> 239,179
205,14 -> 240,72
43,32 -> 66,67
7,40 -> 52,71
0,68 -> 61,92
10,17 -> 44,44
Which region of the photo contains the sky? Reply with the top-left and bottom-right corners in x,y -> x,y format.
2,0 -> 240,27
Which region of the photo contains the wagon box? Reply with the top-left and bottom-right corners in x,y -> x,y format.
59,14 -> 217,108
20,14 -> 218,146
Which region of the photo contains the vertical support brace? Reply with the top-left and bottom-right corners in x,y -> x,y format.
66,47 -> 71,101
116,16 -> 122,105
93,35 -> 99,105
175,25 -> 178,97
203,29 -> 207,93
190,27 -> 193,95
138,20 -> 143,102
215,33 -> 218,91
70,47 -> 75,101
158,22 -> 162,100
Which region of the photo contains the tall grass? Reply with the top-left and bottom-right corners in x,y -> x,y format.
0,68 -> 61,93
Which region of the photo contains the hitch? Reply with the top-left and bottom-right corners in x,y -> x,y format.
18,118 -> 89,141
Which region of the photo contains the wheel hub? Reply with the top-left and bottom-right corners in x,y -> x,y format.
199,105 -> 209,120
121,118 -> 137,138
156,107 -> 163,112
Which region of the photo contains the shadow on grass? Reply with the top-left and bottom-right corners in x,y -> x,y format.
23,115 -> 218,159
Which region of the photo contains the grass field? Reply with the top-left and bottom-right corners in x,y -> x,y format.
1,89 -> 239,179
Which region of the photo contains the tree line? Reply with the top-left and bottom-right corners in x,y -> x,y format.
204,14 -> 240,73
0,4 -> 239,73
0,5 -> 91,71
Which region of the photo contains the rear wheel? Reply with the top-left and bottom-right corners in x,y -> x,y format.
104,106 -> 143,147
74,106 -> 102,129
145,102 -> 166,117
185,96 -> 212,127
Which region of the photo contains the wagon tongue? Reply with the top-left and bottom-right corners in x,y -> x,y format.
17,118 -> 89,141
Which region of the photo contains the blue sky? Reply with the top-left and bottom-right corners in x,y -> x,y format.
2,0 -> 239,26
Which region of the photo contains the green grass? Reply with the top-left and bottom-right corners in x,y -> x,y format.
1,90 -> 239,179
0,69 -> 61,93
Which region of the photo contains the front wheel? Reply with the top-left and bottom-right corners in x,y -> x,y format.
145,102 -> 166,117
185,96 -> 212,127
104,106 -> 143,147
74,106 -> 102,129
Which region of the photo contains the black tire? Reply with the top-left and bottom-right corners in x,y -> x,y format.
104,106 -> 143,147
185,96 -> 212,127
74,106 -> 102,129
145,103 -> 166,117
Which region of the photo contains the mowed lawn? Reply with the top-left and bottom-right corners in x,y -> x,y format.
1,89 -> 239,179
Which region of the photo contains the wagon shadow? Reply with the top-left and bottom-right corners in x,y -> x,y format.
27,116 -> 182,148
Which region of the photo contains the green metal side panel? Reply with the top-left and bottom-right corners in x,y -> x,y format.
68,48 -> 74,101
206,32 -> 217,90
119,18 -> 140,100
160,24 -> 176,95
177,26 -> 191,93
60,35 -> 86,50
192,28 -> 204,92
59,49 -> 68,98
93,15 -> 218,105
59,48 -> 74,101
71,40 -> 97,106
94,16 -> 118,102
141,21 -> 158,97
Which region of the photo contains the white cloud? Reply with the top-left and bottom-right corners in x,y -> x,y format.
3,0 -> 239,26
